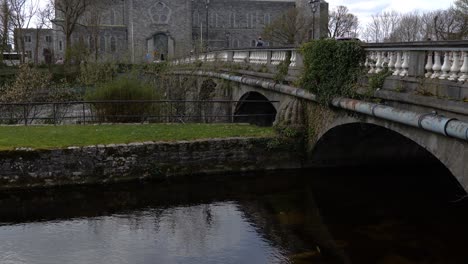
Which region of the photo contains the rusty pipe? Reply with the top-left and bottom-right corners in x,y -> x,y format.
332,97 -> 468,142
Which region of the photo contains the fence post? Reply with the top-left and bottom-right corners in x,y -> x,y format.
23,104 -> 27,126
82,102 -> 86,125
53,103 -> 57,125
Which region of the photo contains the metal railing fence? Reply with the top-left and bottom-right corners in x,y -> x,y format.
0,100 -> 279,126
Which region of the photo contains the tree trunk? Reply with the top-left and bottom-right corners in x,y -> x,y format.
34,29 -> 40,64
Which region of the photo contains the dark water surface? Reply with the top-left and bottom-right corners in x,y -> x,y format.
0,164 -> 467,264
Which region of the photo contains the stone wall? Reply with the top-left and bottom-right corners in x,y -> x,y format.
192,0 -> 294,49
0,138 -> 302,190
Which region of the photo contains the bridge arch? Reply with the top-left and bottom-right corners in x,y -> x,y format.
234,92 -> 277,127
311,122 -> 466,195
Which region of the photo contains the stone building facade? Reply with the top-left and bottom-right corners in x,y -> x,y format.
46,0 -> 328,63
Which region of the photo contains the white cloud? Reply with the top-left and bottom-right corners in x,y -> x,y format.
327,0 -> 455,26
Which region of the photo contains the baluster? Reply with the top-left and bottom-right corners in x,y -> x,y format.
364,53 -> 369,69
387,52 -> 395,72
368,52 -> 376,74
375,52 -> 383,73
448,51 -> 462,81
393,52 -> 402,76
439,51 -> 452,80
382,52 -> 389,69
399,52 -> 409,77
459,51 -> 468,82
425,51 -> 434,78
431,52 -> 442,78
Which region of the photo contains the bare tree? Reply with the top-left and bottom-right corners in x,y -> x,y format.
262,8 -> 313,45
362,11 -> 399,42
51,0 -> 89,62
328,6 -> 359,38
0,0 -> 10,60
10,0 -> 38,63
33,3 -> 53,64
390,12 -> 424,42
433,8 -> 465,40
84,4 -> 104,61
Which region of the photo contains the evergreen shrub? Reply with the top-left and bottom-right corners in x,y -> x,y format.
85,76 -> 161,123
300,39 -> 365,104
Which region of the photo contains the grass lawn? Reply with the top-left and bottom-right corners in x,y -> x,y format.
0,124 -> 274,150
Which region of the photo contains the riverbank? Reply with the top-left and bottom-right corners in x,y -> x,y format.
0,124 -> 274,150
0,137 -> 302,190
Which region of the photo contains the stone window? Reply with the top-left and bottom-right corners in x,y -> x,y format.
100,36 -> 106,52
251,40 -> 256,47
25,50 -> 32,59
24,35 -> 31,43
248,13 -> 257,28
150,2 -> 172,25
45,36 -> 52,42
110,37 -> 116,53
59,41 -> 63,51
193,11 -> 199,26
110,9 -> 115,25
229,12 -> 237,28
89,36 -> 95,51
264,13 -> 271,25
232,39 -> 239,48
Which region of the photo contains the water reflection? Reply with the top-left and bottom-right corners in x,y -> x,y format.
0,165 -> 467,264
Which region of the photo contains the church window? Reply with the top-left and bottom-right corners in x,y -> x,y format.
45,36 -> 52,42
110,9 -> 115,25
100,36 -> 106,52
232,39 -> 239,48
79,36 -> 85,46
229,12 -> 237,28
264,13 -> 271,25
59,41 -> 63,51
193,11 -> 199,26
89,36 -> 95,51
110,37 -> 116,53
150,2 -> 172,24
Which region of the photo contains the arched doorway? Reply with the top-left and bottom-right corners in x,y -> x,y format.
147,33 -> 171,61
234,92 -> 277,127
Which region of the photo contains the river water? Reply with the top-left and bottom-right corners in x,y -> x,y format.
0,164 -> 467,264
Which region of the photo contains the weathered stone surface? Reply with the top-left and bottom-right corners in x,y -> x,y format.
0,138 -> 301,190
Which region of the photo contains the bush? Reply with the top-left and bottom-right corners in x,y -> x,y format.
79,62 -> 119,86
300,39 -> 365,104
85,75 -> 161,123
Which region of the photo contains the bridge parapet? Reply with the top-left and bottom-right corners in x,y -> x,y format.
364,41 -> 468,82
171,47 -> 302,69
172,41 -> 468,83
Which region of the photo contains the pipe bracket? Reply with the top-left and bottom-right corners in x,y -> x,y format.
417,112 -> 437,129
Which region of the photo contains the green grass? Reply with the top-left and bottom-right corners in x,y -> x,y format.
0,124 -> 274,150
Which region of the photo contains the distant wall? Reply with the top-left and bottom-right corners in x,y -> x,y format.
0,137 -> 302,190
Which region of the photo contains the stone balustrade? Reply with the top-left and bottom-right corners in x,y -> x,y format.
363,41 -> 468,82
170,41 -> 468,83
171,47 -> 299,68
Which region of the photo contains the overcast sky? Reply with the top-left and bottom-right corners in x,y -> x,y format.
327,0 -> 456,27
34,0 -> 456,28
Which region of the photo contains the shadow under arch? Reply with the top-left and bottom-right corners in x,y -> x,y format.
309,122 -> 465,198
234,91 -> 277,127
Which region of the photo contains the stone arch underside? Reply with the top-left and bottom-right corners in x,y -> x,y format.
234,91 -> 277,127
312,116 -> 467,192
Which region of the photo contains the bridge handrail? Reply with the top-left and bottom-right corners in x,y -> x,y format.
171,47 -> 303,69
171,40 -> 468,83
363,40 -> 468,82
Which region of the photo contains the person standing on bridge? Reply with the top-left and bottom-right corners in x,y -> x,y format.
256,37 -> 264,47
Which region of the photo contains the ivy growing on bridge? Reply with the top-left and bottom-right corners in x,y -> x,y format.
300,39 -> 365,104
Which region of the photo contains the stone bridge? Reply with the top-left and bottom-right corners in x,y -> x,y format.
168,41 -> 468,192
